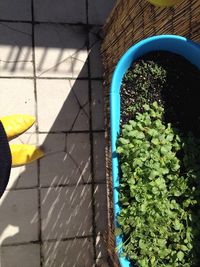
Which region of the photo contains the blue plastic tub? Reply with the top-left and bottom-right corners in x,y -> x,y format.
110,35 -> 200,267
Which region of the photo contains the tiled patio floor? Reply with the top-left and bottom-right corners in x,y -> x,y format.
0,1 -> 115,266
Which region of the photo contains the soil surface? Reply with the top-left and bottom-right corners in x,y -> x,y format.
120,51 -> 200,137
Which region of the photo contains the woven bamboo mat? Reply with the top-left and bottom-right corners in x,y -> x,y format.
101,0 -> 200,266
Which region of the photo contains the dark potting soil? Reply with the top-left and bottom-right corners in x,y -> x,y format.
120,51 -> 200,137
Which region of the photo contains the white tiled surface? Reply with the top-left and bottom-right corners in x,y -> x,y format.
0,23 -> 33,77
89,27 -> 103,78
37,79 -> 89,132
0,1 -> 32,21
34,24 -> 88,78
8,163 -> 38,189
96,234 -> 108,260
88,0 -> 116,25
38,133 -> 66,154
42,238 -> 94,267
34,0 -> 87,24
41,185 -> 92,240
39,133 -> 91,186
0,189 -> 38,245
93,133 -> 106,183
92,81 -> 105,130
0,79 -> 35,118
0,244 -> 40,267
94,184 -> 108,235
0,0 -> 115,266
97,260 -> 110,267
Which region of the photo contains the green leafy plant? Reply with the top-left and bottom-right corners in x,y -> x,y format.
117,102 -> 200,267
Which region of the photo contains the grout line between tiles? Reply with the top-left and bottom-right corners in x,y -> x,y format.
42,235 -> 94,243
0,19 -> 103,27
7,129 -> 106,135
36,76 -> 103,80
1,235 -> 94,248
5,181 -> 107,192
0,76 -> 103,80
86,0 -> 98,265
38,130 -> 105,134
31,1 -> 43,266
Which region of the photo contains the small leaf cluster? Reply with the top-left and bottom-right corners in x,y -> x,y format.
121,60 -> 166,124
124,61 -> 167,86
116,102 -> 200,267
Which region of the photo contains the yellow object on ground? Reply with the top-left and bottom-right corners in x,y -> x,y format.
147,0 -> 182,7
0,114 -> 35,140
10,144 -> 44,166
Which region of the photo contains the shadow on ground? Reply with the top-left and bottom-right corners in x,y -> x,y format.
0,17 -> 108,267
